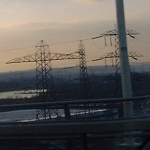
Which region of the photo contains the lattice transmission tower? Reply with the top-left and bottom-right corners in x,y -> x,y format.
75,40 -> 94,116
78,40 -> 91,99
93,28 -> 142,97
35,40 -> 57,120
6,40 -> 80,120
114,25 -> 120,97
63,40 -> 92,100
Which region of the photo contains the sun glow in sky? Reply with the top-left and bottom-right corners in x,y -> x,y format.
0,0 -> 150,72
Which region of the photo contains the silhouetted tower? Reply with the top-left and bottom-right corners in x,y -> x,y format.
78,40 -> 91,99
35,40 -> 55,101
114,28 -> 140,97
114,25 -> 121,97
93,51 -> 143,97
75,40 -> 94,116
6,40 -> 81,120
93,28 -> 139,97
35,40 -> 57,120
113,27 -> 141,97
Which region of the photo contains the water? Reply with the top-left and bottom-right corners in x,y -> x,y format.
0,90 -> 120,122
0,109 -> 37,122
0,90 -> 37,122
0,90 -> 36,99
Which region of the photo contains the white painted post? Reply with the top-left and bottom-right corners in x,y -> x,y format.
115,0 -> 133,118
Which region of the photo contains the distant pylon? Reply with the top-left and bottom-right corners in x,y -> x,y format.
78,40 -> 91,99
6,40 -> 81,120
35,40 -> 54,101
114,25 -> 121,97
92,27 -> 141,97
76,40 -> 95,116
35,40 -> 58,120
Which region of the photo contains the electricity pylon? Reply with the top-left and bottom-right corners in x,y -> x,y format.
6,40 -> 80,120
63,40 -> 93,116
62,40 -> 92,100
93,51 -> 143,97
75,40 -> 96,116
35,40 -> 56,120
78,40 -> 91,99
93,28 -> 140,97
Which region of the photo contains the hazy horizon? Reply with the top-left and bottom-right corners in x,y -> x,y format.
0,0 -> 150,72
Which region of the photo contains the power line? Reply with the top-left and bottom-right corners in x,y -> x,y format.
49,38 -> 93,46
0,46 -> 34,52
91,40 -> 106,50
134,37 -> 150,47
0,35 -> 102,52
1,32 -> 149,53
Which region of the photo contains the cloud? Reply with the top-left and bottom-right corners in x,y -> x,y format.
0,19 -> 114,55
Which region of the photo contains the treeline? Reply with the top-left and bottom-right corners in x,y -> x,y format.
0,72 -> 150,100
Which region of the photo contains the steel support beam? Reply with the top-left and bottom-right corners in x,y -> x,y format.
0,118 -> 149,135
116,0 -> 133,118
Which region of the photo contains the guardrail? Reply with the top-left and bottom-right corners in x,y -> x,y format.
0,96 -> 149,150
0,95 -> 149,121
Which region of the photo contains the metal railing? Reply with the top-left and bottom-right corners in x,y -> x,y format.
0,95 -> 149,122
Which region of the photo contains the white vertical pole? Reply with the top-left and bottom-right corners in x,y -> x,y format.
115,0 -> 133,117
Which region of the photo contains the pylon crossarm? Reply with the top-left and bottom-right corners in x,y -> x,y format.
92,29 -> 140,40
6,54 -> 36,64
126,30 -> 140,37
50,53 -> 80,60
6,52 -> 80,64
93,51 -> 143,62
128,51 -> 143,58
93,52 -> 118,61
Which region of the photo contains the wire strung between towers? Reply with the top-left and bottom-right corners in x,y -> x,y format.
2,32 -> 147,53
0,35 -> 103,52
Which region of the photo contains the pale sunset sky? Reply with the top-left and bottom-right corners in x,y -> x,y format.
0,0 -> 150,72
